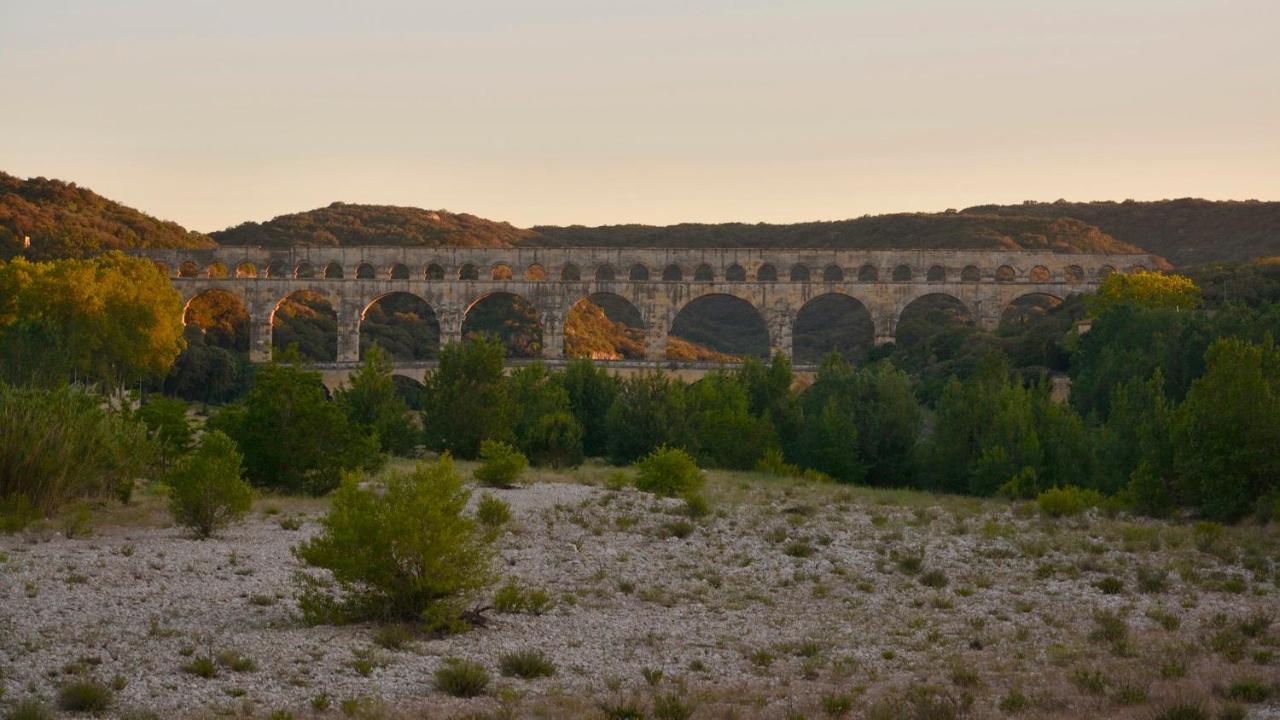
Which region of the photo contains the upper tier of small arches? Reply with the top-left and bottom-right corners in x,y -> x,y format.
164,257 -> 1148,284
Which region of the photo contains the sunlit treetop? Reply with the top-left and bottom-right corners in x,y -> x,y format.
1087,270 -> 1202,317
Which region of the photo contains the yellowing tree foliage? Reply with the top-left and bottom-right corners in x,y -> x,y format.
1087,270 -> 1202,317
0,252 -> 185,386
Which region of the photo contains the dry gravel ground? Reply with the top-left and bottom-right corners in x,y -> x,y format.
2,462 -> 1279,719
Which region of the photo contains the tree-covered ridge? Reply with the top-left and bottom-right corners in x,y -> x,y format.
212,202 -> 538,248
0,172 -> 214,261
963,198 -> 1280,265
530,213 -> 1143,254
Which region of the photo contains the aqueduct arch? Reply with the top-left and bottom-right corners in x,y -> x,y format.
138,246 -> 1161,367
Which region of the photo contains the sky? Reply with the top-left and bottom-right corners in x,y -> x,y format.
2,0 -> 1277,233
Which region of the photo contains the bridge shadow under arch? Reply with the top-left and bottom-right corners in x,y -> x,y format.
360,292 -> 441,361
463,292 -> 543,358
183,289 -> 249,352
667,294 -> 769,361
793,293 -> 874,364
565,292 -> 645,360
272,290 -> 338,361
895,293 -> 974,349
999,292 -> 1064,330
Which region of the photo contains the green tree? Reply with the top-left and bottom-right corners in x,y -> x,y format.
166,430 -> 252,538
524,411 -> 585,469
473,440 -> 528,488
605,371 -> 687,464
1172,337 -> 1280,521
293,455 -> 491,631
736,354 -> 801,448
135,395 -> 193,469
504,362 -> 574,460
793,355 -> 921,485
685,371 -> 776,470
335,344 -> 418,456
559,358 -> 620,458
634,446 -> 705,499
421,336 -> 512,458
209,354 -> 382,495
0,253 -> 186,388
161,326 -> 247,405
1087,270 -> 1202,317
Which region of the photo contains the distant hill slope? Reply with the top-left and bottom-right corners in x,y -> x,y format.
0,172 -> 214,261
963,199 -> 1280,266
529,213 -> 1143,254
212,202 -> 537,248
212,202 -> 1145,255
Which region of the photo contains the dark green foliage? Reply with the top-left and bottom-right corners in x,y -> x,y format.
606,372 -> 687,464
685,371 -> 777,470
505,363 -> 581,465
737,354 -> 802,448
421,336 -> 511,458
272,292 -> 337,362
525,411 -> 585,468
634,447 -> 704,500
0,384 -> 153,517
560,358 -> 620,458
293,456 -> 490,631
433,658 -> 490,697
1172,337 -> 1280,521
57,680 -> 113,712
166,431 -> 252,538
160,326 -> 251,404
473,440 -> 528,488
794,355 -> 920,485
359,293 -> 439,361
135,395 -> 193,468
921,353 -> 1090,497
334,344 -> 418,456
492,579 -> 553,614
209,355 -> 382,495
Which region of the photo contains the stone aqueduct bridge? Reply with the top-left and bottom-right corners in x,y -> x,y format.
136,246 -> 1160,370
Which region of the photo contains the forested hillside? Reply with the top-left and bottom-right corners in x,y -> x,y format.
212,202 -> 536,248
0,172 -> 213,260
965,199 -> 1280,265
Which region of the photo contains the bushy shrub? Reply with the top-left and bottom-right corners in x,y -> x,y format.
166,431 -> 253,539
475,492 -> 511,528
293,455 -> 490,632
634,446 -> 704,499
5,698 -> 53,720
209,357 -> 382,495
499,648 -> 556,679
434,658 -> 489,697
492,578 -> 553,614
473,440 -> 528,488
1036,486 -> 1106,518
334,344 -> 418,456
135,395 -> 193,469
57,680 -> 113,712
0,384 -> 153,520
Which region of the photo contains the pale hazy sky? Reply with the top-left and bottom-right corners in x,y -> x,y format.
2,1 -> 1277,232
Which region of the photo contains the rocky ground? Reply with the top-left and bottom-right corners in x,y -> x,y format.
1,463 -> 1278,719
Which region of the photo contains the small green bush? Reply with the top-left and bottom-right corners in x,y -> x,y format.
1224,679 -> 1271,702
492,578 -> 553,615
652,693 -> 695,720
166,431 -> 252,539
1095,576 -> 1124,594
1193,522 -> 1225,552
1036,486 -> 1105,518
434,658 -> 489,697
920,569 -> 949,588
57,680 -> 113,712
372,623 -> 415,651
1151,703 -> 1208,720
293,455 -> 491,632
475,492 -> 511,528
634,446 -> 704,499
473,440 -> 528,488
5,698 -> 53,720
498,648 -> 556,679
180,656 -> 218,678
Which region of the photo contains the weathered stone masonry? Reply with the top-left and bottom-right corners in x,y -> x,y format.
134,246 -> 1160,366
